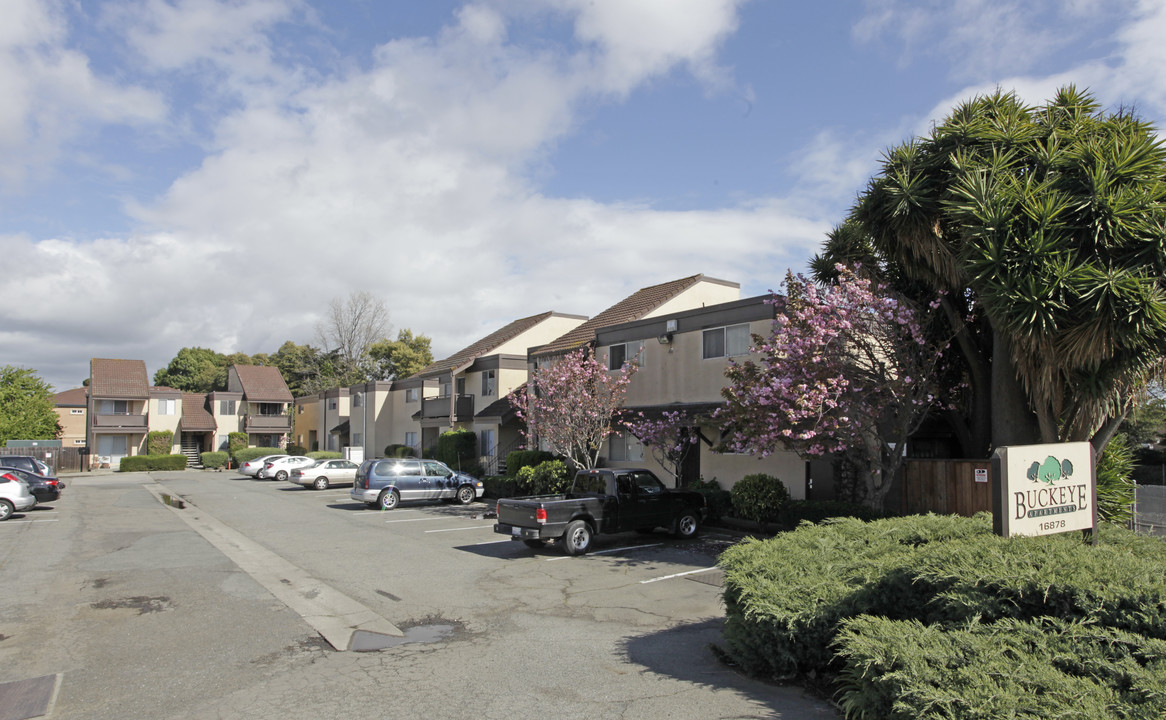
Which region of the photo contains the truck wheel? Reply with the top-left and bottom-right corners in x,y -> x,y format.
378,489 -> 400,511
523,539 -> 546,549
456,485 -> 475,505
673,511 -> 700,539
562,520 -> 593,555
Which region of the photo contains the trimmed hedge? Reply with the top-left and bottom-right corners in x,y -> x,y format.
729,473 -> 791,527
232,447 -> 283,464
200,451 -> 229,469
147,430 -> 174,456
515,459 -> 571,495
383,444 -> 416,458
119,454 -> 187,472
688,478 -> 732,523
482,475 -> 519,499
435,428 -> 476,470
836,617 -> 1166,720
505,450 -> 557,477
720,513 -> 1166,709
308,451 -> 342,460
286,444 -> 308,456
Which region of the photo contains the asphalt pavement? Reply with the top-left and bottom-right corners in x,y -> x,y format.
0,469 -> 840,720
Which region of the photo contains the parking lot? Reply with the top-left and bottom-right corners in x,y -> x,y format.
0,470 -> 838,720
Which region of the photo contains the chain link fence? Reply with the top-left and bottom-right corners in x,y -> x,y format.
1133,483 -> 1166,537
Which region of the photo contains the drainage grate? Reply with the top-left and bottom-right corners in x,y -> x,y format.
0,674 -> 58,720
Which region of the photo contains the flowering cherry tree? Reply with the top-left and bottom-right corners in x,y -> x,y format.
510,346 -> 638,470
717,266 -> 952,507
624,410 -> 699,485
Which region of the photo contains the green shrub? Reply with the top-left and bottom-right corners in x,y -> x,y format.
286,443 -> 308,456
232,447 -> 283,464
688,477 -> 732,523
228,432 -> 248,455
200,451 -> 228,469
777,499 -> 884,529
383,444 -> 416,458
729,473 -> 791,527
147,430 -> 174,456
1097,433 -> 1136,525
482,475 -> 520,499
835,617 -> 1166,720
119,454 -> 187,472
307,451 -> 342,460
719,513 -> 1166,684
506,450 -> 557,477
515,460 -> 571,495
435,428 -> 477,470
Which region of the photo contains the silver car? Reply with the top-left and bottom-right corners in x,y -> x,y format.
0,471 -> 37,520
289,459 -> 360,490
256,456 -> 316,481
238,454 -> 288,477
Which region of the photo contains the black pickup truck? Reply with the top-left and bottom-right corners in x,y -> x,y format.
493,468 -> 706,555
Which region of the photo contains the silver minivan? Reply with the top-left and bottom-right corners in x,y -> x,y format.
350,458 -> 484,510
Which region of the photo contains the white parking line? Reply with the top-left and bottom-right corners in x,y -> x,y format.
383,516 -> 451,524
545,542 -> 664,561
1,518 -> 60,525
640,567 -> 719,584
423,525 -> 496,533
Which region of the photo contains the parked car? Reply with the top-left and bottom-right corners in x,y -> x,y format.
289,459 -> 360,490
238,455 -> 288,477
0,466 -> 64,503
0,471 -> 37,520
256,456 -> 315,481
350,458 -> 484,510
0,456 -> 51,477
494,468 -> 705,555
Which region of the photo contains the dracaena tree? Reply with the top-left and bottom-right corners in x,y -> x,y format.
509,346 -> 637,470
624,410 -> 699,485
716,267 -> 952,508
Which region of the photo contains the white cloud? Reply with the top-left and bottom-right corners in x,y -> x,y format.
0,0 -> 165,191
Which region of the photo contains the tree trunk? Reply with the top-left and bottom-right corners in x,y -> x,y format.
990,329 -> 1042,448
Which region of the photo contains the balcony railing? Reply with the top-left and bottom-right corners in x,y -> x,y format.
92,414 -> 148,429
245,415 -> 292,433
420,394 -> 475,421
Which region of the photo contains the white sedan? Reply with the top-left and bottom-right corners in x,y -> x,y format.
238,454 -> 287,477
256,456 -> 315,481
289,459 -> 360,490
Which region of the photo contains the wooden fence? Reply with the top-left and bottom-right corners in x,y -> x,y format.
0,447 -> 88,475
901,459 -> 993,517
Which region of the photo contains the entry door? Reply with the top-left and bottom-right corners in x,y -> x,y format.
97,435 -> 128,465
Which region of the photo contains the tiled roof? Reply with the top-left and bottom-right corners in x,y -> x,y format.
530,275 -> 706,358
54,387 -> 88,407
232,365 -> 293,402
89,359 -> 150,399
414,311 -> 555,379
180,393 -> 217,431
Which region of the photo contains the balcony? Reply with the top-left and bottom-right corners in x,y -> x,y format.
92,414 -> 148,430
245,414 -> 292,433
420,395 -> 475,421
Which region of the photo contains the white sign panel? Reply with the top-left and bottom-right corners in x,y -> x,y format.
992,442 -> 1096,538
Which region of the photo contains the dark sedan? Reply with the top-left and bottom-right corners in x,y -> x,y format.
0,467 -> 64,503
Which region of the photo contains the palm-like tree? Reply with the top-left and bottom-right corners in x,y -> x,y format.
815,86 -> 1166,453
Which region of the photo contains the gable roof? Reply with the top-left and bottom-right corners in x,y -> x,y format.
54,387 -> 88,407
180,393 -> 217,431
530,275 -> 706,359
414,311 -> 555,379
89,359 -> 150,399
231,365 -> 293,402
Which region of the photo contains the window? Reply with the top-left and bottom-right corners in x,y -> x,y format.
353,393 -> 363,407
480,429 -> 496,457
441,382 -> 452,397
353,432 -> 363,446
70,409 -> 83,415
404,431 -> 418,448
405,388 -> 419,402
328,400 -> 337,410
73,439 -> 85,445
99,399 -> 129,415
217,435 -> 229,451
482,370 -> 496,397
157,399 -> 176,415
702,323 -> 751,359
608,341 -> 644,370
219,400 -> 236,415
608,432 -> 644,462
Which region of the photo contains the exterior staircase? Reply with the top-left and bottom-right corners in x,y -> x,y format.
180,435 -> 202,468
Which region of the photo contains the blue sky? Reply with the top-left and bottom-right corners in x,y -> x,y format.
3,0 -> 1165,392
